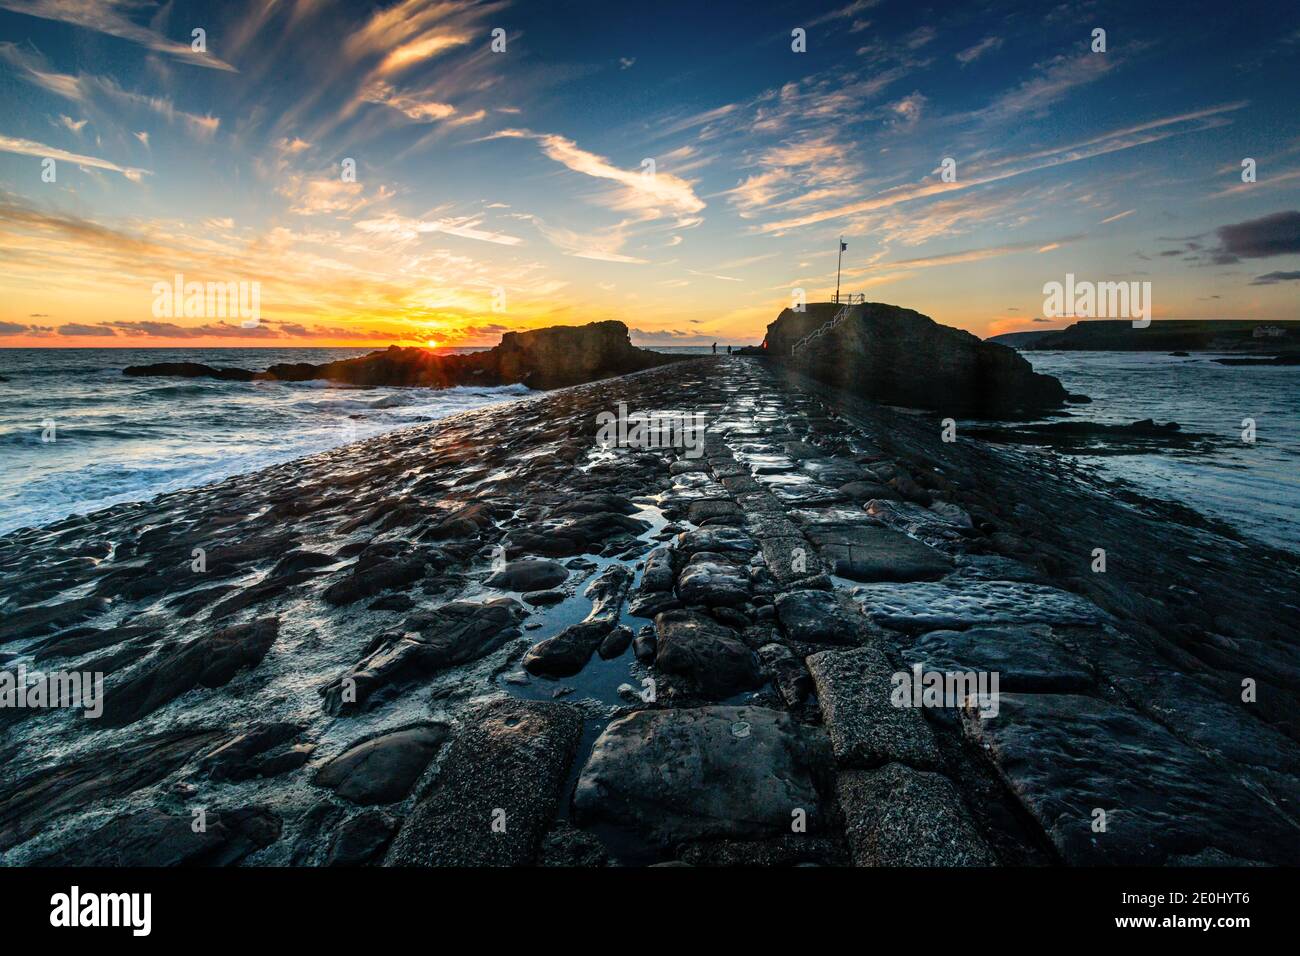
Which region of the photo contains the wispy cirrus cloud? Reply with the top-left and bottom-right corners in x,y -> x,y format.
0,133 -> 148,180
0,43 -> 222,139
490,129 -> 706,217
758,102 -> 1248,234
977,52 -> 1118,120
956,35 -> 1003,65
860,236 -> 1082,273
344,0 -> 493,74
0,0 -> 236,70
356,214 -> 523,246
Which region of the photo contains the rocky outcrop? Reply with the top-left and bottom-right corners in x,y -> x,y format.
124,320 -> 687,390
762,302 -> 1072,414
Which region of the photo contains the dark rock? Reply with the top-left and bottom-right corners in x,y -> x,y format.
551,493 -> 639,516
269,549 -> 340,578
963,693 -> 1296,865
638,547 -> 676,592
167,584 -> 239,618
904,625 -> 1093,692
368,593 -> 414,612
385,698 -> 582,865
598,625 -> 634,659
710,605 -> 750,629
101,617 -> 280,727
125,322 -> 687,390
522,589 -> 565,607
34,806 -> 280,866
628,589 -> 682,619
850,580 -> 1111,631
198,721 -> 306,782
207,571 -> 310,620
314,724 -> 449,805
774,589 -> 868,645
1214,352 -> 1300,366
675,526 -> 757,560
838,764 -> 995,866
322,599 -> 522,715
811,525 -> 953,582
424,501 -> 500,540
633,626 -> 657,664
122,362 -> 256,381
677,556 -> 750,608
837,480 -> 898,503
31,623 -> 154,662
0,728 -> 228,850
653,609 -> 762,699
573,705 -> 832,846
540,822 -> 610,866
323,552 -> 425,606
759,537 -> 828,591
806,646 -> 939,769
687,499 -> 742,524
523,565 -> 632,676
757,642 -> 813,706
326,810 -> 398,866
0,596 -> 110,644
523,621 -> 607,677
629,546 -> 681,618
762,302 -> 1072,414
486,558 -> 568,592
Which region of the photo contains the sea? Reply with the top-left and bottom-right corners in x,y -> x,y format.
0,347 -> 1295,552
1002,351 -> 1298,553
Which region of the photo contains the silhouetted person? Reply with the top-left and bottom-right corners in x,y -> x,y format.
727,345 -> 732,354
711,341 -> 717,354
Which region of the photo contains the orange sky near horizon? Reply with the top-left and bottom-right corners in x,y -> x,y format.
3,0 -> 1297,350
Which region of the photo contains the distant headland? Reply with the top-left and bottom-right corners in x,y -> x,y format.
986,319 -> 1300,352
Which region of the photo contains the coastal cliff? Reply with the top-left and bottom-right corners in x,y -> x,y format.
988,319 -> 1300,352
762,302 -> 1073,414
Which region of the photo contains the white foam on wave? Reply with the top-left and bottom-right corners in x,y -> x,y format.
0,381 -> 533,535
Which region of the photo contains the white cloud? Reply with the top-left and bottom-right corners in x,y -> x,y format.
491,129 -> 706,216
956,36 -> 1003,65
0,0 -> 236,70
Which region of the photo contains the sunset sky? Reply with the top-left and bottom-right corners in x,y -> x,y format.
1,0 -> 1298,348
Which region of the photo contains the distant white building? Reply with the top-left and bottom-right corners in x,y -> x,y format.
1253,325 -> 1286,338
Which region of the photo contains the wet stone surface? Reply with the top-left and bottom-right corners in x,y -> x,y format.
0,355 -> 1296,867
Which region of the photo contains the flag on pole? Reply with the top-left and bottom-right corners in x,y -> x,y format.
840,240 -> 847,251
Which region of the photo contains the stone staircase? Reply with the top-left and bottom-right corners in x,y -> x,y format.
790,299 -> 860,356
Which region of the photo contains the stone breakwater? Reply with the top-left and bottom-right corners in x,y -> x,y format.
1,357 -> 1297,866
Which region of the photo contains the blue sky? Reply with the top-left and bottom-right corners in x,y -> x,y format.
0,0 -> 1297,346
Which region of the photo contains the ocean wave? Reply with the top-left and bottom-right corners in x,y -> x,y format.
0,375 -> 532,535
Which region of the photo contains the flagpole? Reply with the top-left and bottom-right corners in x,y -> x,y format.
836,236 -> 844,304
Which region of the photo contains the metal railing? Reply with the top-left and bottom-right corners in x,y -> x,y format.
834,292 -> 865,305
791,302 -> 855,356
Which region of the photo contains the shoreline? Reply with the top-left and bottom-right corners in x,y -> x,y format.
1,356 -> 1296,866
